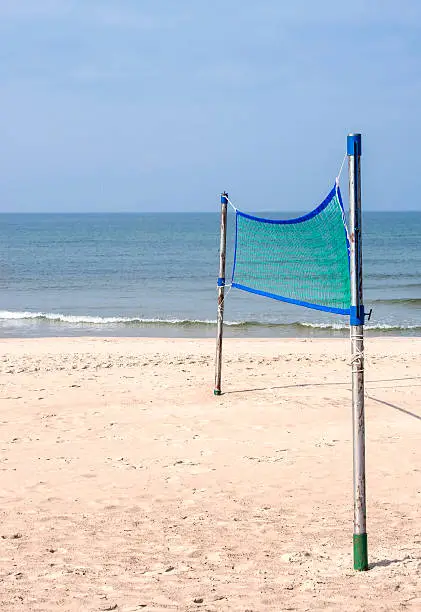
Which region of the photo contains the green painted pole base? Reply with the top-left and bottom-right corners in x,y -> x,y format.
353,533 -> 368,571
214,389 -> 221,396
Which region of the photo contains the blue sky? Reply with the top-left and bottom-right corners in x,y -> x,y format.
1,1 -> 421,212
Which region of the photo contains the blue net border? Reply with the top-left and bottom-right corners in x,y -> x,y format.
235,185 -> 338,225
231,283 -> 350,315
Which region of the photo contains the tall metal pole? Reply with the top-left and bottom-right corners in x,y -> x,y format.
348,133 -> 368,571
214,192 -> 228,395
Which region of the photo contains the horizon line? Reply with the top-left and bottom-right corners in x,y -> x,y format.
0,209 -> 420,214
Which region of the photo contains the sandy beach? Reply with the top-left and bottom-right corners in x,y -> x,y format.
0,336 -> 420,611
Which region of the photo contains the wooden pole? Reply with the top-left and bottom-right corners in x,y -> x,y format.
348,133 -> 368,571
214,192 -> 228,395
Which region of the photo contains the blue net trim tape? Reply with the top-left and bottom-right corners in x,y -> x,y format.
217,277 -> 225,287
236,186 -> 337,225
232,283 -> 350,316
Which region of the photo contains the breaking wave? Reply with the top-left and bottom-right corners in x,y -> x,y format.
0,310 -> 419,332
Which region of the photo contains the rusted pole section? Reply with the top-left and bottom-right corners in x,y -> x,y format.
348,133 -> 368,571
214,192 -> 228,395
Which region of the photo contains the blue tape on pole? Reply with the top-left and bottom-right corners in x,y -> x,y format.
217,277 -> 225,287
347,134 -> 362,156
350,305 -> 365,326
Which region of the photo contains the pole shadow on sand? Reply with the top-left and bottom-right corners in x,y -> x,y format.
223,378 -> 421,421
369,556 -> 418,569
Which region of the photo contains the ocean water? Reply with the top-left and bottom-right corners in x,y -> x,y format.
0,211 -> 420,338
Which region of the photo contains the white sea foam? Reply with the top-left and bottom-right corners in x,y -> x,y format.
301,321 -> 420,331
300,321 -> 348,330
0,311 -> 243,327
0,311 -> 419,331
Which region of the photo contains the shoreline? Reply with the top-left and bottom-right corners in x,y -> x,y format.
1,327 -> 420,340
1,334 -> 421,344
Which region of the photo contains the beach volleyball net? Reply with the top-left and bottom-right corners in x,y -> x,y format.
216,134 -> 370,572
230,185 -> 351,315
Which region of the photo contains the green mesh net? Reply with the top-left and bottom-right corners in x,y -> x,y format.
231,186 -> 351,315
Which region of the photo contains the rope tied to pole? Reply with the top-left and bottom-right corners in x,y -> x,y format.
336,153 -> 347,186
226,196 -> 237,212
217,284 -> 233,313
350,331 -> 365,372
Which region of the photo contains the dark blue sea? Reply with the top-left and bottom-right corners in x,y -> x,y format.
0,211 -> 420,338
